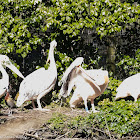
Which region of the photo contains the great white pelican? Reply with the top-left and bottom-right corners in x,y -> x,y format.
59,57 -> 109,113
16,40 -> 57,111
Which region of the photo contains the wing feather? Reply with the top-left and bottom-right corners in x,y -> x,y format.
59,67 -> 77,97
59,57 -> 83,98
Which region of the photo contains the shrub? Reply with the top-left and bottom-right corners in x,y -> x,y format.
47,100 -> 140,139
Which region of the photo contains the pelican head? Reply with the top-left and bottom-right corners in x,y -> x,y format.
73,57 -> 84,67
50,40 -> 57,48
60,57 -> 84,84
0,55 -> 24,79
46,40 -> 57,63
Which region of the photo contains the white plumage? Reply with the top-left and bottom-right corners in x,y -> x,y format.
0,64 -> 9,98
59,57 -> 109,113
0,55 -> 24,98
59,57 -> 84,98
115,73 -> 140,101
16,40 -> 57,111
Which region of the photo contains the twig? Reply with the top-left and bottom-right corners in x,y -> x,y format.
93,133 -> 107,140
56,130 -> 71,139
90,126 -> 109,140
24,132 -> 40,140
120,136 -> 140,140
93,127 -> 109,134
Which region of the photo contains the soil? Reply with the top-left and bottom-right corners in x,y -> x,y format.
0,106 -> 87,140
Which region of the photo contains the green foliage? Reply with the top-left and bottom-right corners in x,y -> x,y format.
98,100 -> 140,138
45,0 -> 140,38
1,0 -> 139,59
0,0 -> 139,78
106,77 -> 121,97
0,0 -> 48,58
47,100 -> 140,139
55,51 -> 73,78
116,49 -> 140,78
47,113 -> 68,133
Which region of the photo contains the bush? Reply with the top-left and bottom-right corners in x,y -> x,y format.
47,100 -> 140,139
116,49 -> 140,79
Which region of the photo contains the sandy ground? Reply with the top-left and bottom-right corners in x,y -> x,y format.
0,106 -> 87,140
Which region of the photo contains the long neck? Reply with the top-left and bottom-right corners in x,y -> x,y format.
0,65 -> 9,89
48,47 -> 57,75
0,65 -> 9,81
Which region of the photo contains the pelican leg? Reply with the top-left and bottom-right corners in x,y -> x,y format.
84,99 -> 89,113
36,97 -> 50,111
35,85 -> 54,111
36,98 -> 42,110
91,99 -> 99,113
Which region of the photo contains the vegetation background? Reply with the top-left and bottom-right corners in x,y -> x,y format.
0,0 -> 140,139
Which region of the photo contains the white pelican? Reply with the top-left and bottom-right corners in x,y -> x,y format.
16,40 -> 57,111
115,73 -> 140,101
59,57 -> 109,113
0,55 -> 24,98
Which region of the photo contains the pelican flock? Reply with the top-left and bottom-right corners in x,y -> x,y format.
1,41 -> 138,114
16,40 -> 57,111
0,55 -> 24,98
115,73 -> 140,101
59,57 -> 109,113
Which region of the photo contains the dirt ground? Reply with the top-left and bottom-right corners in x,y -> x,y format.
0,106 -> 87,140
